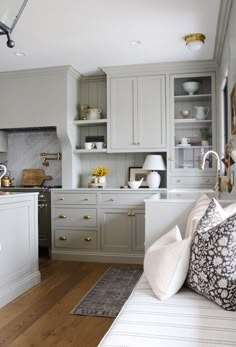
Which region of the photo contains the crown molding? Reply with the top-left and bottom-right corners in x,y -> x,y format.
214,0 -> 232,65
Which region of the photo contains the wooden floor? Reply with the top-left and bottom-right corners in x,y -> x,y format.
0,258 -> 142,347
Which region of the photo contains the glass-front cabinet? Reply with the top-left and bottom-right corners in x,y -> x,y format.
169,72 -> 216,188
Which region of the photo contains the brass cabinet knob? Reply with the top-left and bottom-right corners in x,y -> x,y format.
59,236 -> 67,241
128,212 -> 132,216
59,197 -> 64,201
59,214 -> 66,218
136,142 -> 140,145
84,215 -> 92,219
131,213 -> 135,216
84,236 -> 92,242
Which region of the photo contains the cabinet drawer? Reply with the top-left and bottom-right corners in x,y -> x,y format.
170,176 -> 215,186
53,192 -> 97,205
54,208 -> 97,227
55,229 -> 97,250
101,193 -> 153,207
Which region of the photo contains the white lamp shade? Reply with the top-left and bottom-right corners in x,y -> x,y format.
142,155 -> 166,188
142,155 -> 166,170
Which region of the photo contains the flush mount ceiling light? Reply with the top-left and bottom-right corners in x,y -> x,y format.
130,40 -> 142,45
0,0 -> 28,48
184,33 -> 206,51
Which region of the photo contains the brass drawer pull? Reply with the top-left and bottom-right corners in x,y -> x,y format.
84,215 -> 92,219
128,212 -> 132,216
84,236 -> 92,242
59,214 -> 66,218
59,236 -> 67,241
131,213 -> 135,216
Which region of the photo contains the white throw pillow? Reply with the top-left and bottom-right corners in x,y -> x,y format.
185,194 -> 210,238
224,202 -> 236,217
144,226 -> 191,301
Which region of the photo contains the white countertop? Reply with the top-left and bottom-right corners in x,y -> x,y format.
145,189 -> 236,202
0,192 -> 39,198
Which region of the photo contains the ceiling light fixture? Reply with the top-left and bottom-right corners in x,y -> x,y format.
14,51 -> 26,56
0,0 -> 29,48
130,40 -> 142,45
184,33 -> 206,51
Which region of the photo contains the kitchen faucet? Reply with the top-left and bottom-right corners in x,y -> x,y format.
200,150 -> 222,197
0,164 -> 7,188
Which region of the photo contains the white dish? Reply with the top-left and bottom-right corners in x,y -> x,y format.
177,144 -> 191,147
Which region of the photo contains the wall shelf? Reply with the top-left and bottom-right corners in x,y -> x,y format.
174,94 -> 212,102
74,149 -> 107,154
73,119 -> 107,127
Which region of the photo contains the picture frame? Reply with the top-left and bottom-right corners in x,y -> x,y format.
231,83 -> 236,135
129,167 -> 149,187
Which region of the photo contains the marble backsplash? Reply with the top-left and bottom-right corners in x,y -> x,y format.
6,131 -> 62,186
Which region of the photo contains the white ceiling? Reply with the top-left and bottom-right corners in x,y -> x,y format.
0,0 -> 221,76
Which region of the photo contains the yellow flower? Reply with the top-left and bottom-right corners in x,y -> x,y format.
92,166 -> 109,177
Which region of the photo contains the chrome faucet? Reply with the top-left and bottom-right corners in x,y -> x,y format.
200,150 -> 222,196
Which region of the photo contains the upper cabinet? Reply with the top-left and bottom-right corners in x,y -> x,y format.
169,72 -> 216,187
107,75 -> 166,152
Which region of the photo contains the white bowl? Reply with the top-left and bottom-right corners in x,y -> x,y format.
128,181 -> 142,189
182,81 -> 200,95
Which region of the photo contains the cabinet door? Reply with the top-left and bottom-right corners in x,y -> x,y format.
132,210 -> 145,252
109,77 -> 137,150
137,75 -> 166,149
101,209 -> 132,253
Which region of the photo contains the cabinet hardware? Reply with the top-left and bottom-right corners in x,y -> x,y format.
84,237 -> 92,242
59,197 -> 64,201
136,142 -> 140,145
59,236 -> 67,241
128,212 -> 132,216
84,215 -> 92,219
84,198 -> 89,201
109,198 -> 114,202
131,213 -> 135,216
177,179 -> 181,183
59,214 -> 66,218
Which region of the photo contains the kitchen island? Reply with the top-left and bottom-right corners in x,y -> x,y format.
145,189 -> 236,249
0,192 -> 40,308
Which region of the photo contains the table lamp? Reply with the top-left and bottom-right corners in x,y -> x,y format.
142,155 -> 166,188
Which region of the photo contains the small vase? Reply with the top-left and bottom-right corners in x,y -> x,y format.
98,176 -> 106,184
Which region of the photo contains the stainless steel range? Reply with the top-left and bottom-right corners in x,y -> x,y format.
1,185 -> 61,257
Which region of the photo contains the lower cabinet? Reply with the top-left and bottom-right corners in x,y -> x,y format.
101,209 -> 145,253
51,190 -> 154,263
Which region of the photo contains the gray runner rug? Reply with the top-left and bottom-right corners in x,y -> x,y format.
71,267 -> 143,317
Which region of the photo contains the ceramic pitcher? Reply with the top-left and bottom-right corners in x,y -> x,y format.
195,106 -> 209,120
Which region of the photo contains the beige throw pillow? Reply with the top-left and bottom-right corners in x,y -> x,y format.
144,226 -> 191,301
185,194 -> 210,238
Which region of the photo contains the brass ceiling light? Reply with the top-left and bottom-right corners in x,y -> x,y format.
184,33 -> 206,51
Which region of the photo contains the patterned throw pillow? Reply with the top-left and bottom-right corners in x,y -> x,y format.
187,213 -> 236,311
195,198 -> 227,233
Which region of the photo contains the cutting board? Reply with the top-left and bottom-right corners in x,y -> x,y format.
21,169 -> 52,186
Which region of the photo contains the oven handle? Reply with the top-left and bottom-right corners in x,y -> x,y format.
38,202 -> 47,208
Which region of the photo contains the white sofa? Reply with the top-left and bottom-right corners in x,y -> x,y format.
98,274 -> 236,347
99,194 -> 236,346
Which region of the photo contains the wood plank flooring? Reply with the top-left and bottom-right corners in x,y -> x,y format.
0,259 -> 142,347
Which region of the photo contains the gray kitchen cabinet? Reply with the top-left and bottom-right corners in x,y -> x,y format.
108,75 -> 166,152
101,208 -> 145,254
169,72 -> 216,188
101,209 -> 132,253
51,189 -> 154,263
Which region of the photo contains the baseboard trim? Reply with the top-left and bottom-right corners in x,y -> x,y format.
51,250 -> 143,264
0,271 -> 41,309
